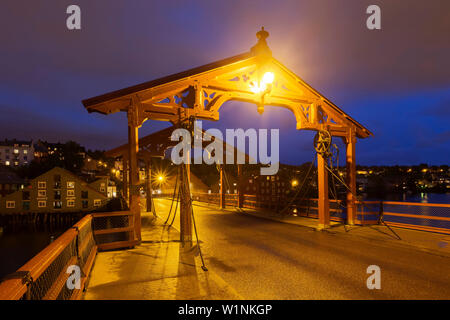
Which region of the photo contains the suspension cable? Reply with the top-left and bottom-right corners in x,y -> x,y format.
169,185 -> 181,226
164,168 -> 179,225
180,162 -> 208,271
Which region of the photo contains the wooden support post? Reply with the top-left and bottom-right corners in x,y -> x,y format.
122,156 -> 129,204
219,165 -> 226,208
180,157 -> 192,245
146,159 -> 152,213
346,134 -> 357,225
317,152 -> 330,230
238,164 -> 244,208
128,110 -> 141,243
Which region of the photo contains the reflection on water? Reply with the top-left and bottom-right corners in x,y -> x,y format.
365,192 -> 450,204
0,226 -> 66,280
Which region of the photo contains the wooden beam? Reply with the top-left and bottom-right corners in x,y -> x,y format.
180,157 -> 192,245
346,133 -> 357,225
122,156 -> 128,204
146,160 -> 152,213
219,165 -> 226,209
237,164 -> 244,208
128,108 -> 141,243
317,153 -> 330,229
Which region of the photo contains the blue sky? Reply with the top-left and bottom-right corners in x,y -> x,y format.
0,0 -> 449,165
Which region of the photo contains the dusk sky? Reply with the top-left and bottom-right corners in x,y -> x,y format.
1,1 -> 449,166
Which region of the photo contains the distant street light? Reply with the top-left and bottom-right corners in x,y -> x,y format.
291,179 -> 298,187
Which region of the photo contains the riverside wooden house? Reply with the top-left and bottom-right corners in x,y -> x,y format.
0,167 -> 108,214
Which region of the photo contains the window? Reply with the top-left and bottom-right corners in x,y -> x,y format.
53,201 -> 62,209
82,200 -> 88,208
23,150 -> 28,154
22,191 -> 30,200
93,199 -> 102,207
38,201 -> 46,208
38,181 -> 46,189
81,191 -> 88,199
100,183 -> 106,192
67,189 -> 75,197
54,175 -> 61,189
38,190 -> 47,197
23,201 -> 30,210
67,199 -> 75,207
14,161 -> 19,166
67,181 -> 75,189
13,149 -> 19,154
5,161 -> 10,166
54,190 -> 61,200
6,201 -> 15,208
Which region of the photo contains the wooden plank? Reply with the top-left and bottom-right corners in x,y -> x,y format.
97,240 -> 139,251
383,212 -> 450,222
92,211 -> 132,218
93,226 -> 134,235
382,201 -> 450,208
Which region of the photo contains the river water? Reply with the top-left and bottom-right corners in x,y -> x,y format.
0,226 -> 67,281
364,192 -> 450,204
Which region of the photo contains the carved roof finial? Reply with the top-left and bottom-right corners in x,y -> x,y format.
256,26 -> 269,41
251,27 -> 272,57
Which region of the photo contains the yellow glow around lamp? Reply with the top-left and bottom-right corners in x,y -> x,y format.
253,71 -> 274,114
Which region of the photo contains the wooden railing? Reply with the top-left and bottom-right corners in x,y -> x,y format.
190,193 -> 450,233
92,211 -> 138,251
0,211 -> 137,300
357,201 -> 450,234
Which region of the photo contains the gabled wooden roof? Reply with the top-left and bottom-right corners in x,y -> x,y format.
82,52 -> 253,112
82,29 -> 372,139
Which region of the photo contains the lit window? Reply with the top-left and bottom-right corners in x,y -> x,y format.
5,161 -> 10,166
38,181 -> 46,189
13,149 -> 19,154
38,201 -> 46,208
53,201 -> 62,209
67,181 -> 75,188
6,201 -> 15,208
67,189 -> 75,197
38,190 -> 47,197
67,199 -> 75,207
23,150 -> 28,154
93,199 -> 102,207
100,183 -> 106,192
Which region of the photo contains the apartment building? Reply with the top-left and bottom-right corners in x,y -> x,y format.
0,139 -> 34,167
0,165 -> 26,197
0,167 -> 108,213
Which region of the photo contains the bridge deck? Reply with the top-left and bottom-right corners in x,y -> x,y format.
82,213 -> 241,300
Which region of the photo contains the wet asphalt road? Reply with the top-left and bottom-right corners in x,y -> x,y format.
154,199 -> 450,299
